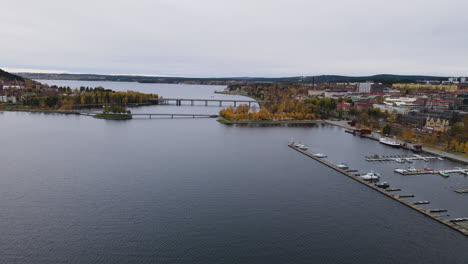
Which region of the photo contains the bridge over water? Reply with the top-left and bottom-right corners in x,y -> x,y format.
150,97 -> 259,107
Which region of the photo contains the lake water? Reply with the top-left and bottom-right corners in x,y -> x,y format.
0,80 -> 466,263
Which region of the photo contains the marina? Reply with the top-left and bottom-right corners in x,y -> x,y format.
288,144 -> 468,236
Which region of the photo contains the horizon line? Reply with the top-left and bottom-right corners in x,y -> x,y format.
4,68 -> 453,79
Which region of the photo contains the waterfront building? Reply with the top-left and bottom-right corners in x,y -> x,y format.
424,117 -> 450,133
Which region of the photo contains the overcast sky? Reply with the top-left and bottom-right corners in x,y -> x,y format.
2,0 -> 468,77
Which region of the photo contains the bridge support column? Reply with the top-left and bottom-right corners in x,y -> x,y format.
234,101 -> 237,107
249,102 -> 251,107
205,100 -> 208,106
149,114 -> 152,119
219,101 -> 222,107
171,115 -> 174,118
191,100 -> 194,106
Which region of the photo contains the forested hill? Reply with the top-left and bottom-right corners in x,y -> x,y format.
16,72 -> 446,84
0,69 -> 25,82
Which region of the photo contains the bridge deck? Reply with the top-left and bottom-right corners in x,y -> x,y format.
151,98 -> 258,102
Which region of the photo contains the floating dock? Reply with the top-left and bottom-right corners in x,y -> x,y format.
366,155 -> 438,162
394,168 -> 468,176
288,144 -> 468,236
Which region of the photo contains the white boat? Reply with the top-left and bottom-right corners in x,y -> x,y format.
395,158 -> 405,163
379,138 -> 401,147
337,163 -> 349,169
439,171 -> 449,177
297,144 -> 308,151
290,139 -> 308,151
359,171 -> 381,181
437,157 -> 444,161
293,142 -> 308,150
394,168 -> 406,173
313,153 -> 327,158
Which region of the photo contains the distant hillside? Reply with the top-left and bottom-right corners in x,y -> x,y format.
16,72 -> 446,84
303,74 -> 446,84
0,69 -> 25,82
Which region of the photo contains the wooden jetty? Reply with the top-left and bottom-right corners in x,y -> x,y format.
398,194 -> 415,198
288,144 -> 468,236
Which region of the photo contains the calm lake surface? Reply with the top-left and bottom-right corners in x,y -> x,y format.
1,80 -> 467,263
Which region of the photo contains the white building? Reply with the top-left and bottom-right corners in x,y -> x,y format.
358,82 -> 374,93
2,85 -> 21,90
1,96 -> 17,103
384,97 -> 418,107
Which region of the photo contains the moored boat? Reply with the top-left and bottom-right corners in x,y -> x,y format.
375,182 -> 390,189
379,137 -> 401,147
439,171 -> 449,177
290,139 -> 308,151
313,153 -> 327,158
337,163 -> 349,169
359,171 -> 380,181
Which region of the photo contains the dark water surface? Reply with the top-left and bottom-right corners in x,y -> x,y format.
1,81 -> 466,263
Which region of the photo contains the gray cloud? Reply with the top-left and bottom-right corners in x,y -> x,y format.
2,0 -> 468,76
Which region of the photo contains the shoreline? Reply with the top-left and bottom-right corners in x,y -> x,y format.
217,119 -> 323,125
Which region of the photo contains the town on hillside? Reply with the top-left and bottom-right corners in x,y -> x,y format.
221,77 -> 468,154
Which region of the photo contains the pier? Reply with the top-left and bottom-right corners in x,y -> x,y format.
150,98 -> 258,107
288,144 -> 468,236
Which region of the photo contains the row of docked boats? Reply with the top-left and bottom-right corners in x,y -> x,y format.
290,139 -> 391,189
359,171 -> 390,188
290,139 -> 328,158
